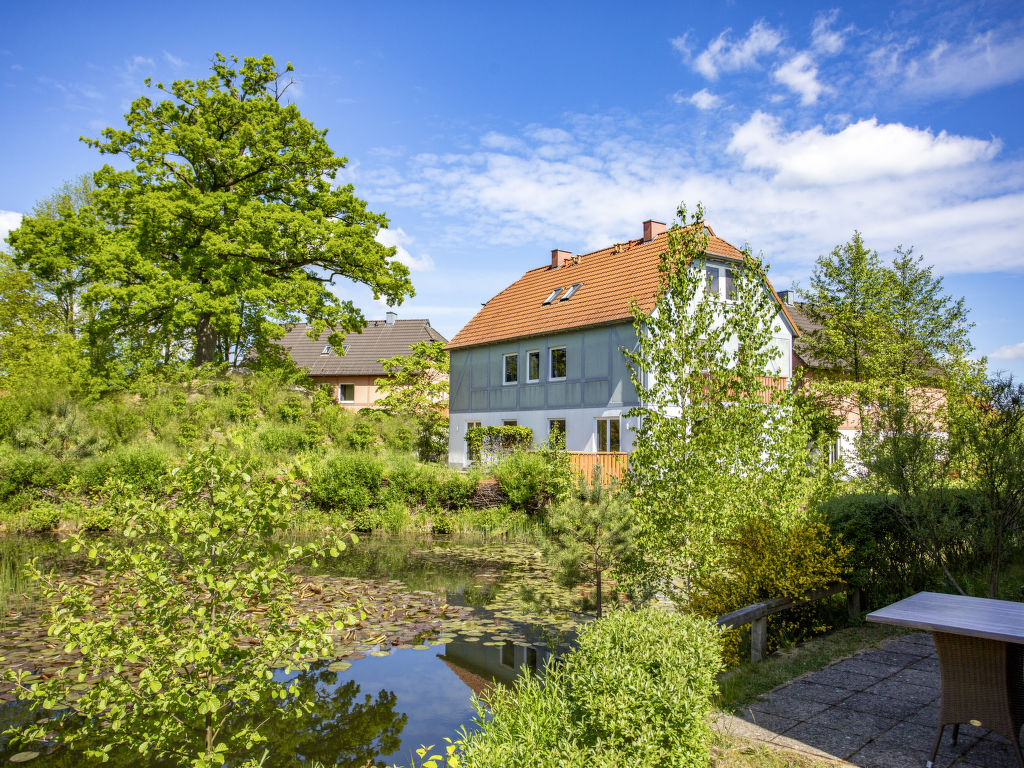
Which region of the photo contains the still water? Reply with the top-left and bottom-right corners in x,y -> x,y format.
0,534 -> 578,767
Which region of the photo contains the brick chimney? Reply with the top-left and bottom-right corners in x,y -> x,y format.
551,249 -> 572,269
643,220 -> 666,242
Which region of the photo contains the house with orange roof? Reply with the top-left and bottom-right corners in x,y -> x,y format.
445,220 -> 801,467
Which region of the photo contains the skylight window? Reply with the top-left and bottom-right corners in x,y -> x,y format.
321,345 -> 333,355
542,287 -> 564,305
559,282 -> 583,301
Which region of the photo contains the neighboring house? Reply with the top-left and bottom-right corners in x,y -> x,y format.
781,295 -> 946,465
274,312 -> 448,408
445,220 -> 800,467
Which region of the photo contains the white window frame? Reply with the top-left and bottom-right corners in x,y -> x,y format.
705,265 -> 720,299
549,346 -> 567,381
337,383 -> 356,403
526,349 -> 541,383
503,352 -> 519,385
724,267 -> 736,302
596,417 -> 620,452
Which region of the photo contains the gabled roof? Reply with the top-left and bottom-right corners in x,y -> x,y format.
447,226 -> 798,350
275,318 -> 447,376
785,302 -> 831,369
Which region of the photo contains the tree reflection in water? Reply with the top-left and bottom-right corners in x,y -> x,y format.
0,661 -> 407,768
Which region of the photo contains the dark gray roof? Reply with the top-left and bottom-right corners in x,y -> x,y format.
274,319 -> 447,376
786,303 -> 831,369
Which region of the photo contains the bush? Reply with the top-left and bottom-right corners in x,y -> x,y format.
436,469 -> 480,509
350,507 -> 382,532
0,448 -> 74,500
690,516 -> 850,664
346,420 -> 378,451
307,453 -> 385,513
493,450 -> 568,513
276,394 -> 309,423
74,445 -> 173,495
256,424 -> 312,454
437,607 -> 722,768
378,501 -> 412,534
430,510 -> 455,535
820,490 -> 983,606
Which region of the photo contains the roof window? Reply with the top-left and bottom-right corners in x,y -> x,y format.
542,287 -> 564,305
321,345 -> 333,355
559,282 -> 583,301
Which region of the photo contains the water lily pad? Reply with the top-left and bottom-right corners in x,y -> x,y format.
326,661 -> 351,672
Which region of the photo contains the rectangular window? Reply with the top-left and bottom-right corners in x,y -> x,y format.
338,383 -> 355,403
596,417 -> 620,452
502,419 -> 518,427
559,282 -> 582,301
321,344 -> 333,355
549,346 -> 567,380
705,266 -> 720,298
548,418 -> 566,448
542,287 -> 564,305
527,350 -> 540,382
725,268 -> 736,300
503,353 -> 518,385
466,421 -> 482,463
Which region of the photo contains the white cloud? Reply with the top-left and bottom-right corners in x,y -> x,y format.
363,111 -> 1024,276
692,21 -> 784,80
682,88 -> 722,110
0,210 -> 22,247
991,342 -> 1024,360
773,53 -> 829,105
162,51 -> 186,68
376,227 -> 434,272
811,10 -> 847,55
903,29 -> 1024,97
728,111 -> 1000,184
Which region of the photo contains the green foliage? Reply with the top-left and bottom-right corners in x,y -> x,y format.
346,420 -> 378,451
7,54 -> 413,374
3,446 -> 357,768
276,393 -> 309,423
690,516 -> 850,664
625,202 -> 818,600
493,450 -> 568,514
411,607 -> 722,768
465,426 -> 533,465
376,341 -> 450,462
74,444 -> 173,494
12,400 -> 107,459
545,473 -> 637,617
430,510 -> 456,535
89,398 -> 144,444
308,453 -> 386,513
0,448 -> 74,501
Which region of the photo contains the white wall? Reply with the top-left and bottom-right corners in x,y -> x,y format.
447,407 -> 639,467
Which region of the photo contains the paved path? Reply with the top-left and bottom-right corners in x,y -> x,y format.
717,632 -> 1021,767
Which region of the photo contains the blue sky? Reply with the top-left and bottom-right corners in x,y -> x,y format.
2,0 -> 1023,377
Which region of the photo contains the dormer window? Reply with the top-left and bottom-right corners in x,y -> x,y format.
559,282 -> 583,301
321,345 -> 333,355
542,287 -> 564,305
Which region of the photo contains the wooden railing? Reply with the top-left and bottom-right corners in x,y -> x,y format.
567,452 -> 628,484
716,583 -> 860,663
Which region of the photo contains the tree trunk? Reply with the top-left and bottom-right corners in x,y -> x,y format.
595,548 -> 603,619
193,314 -> 218,366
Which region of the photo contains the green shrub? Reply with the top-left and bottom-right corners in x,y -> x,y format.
466,425 -> 533,464
0,448 -> 74,500
350,507 -> 382,533
230,392 -> 258,422
381,420 -> 415,452
90,399 -> 144,444
436,469 -> 480,509
436,607 -> 722,768
379,501 -> 412,534
493,450 -> 566,513
307,453 -> 385,513
430,510 -> 455,534
257,424 -> 311,454
76,445 -> 172,495
276,394 -> 309,423
820,490 -> 984,606
18,502 -> 62,533
346,420 -> 378,451
384,456 -> 431,506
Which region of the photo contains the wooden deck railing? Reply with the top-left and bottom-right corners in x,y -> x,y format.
716,583 -> 859,663
567,452 -> 628,484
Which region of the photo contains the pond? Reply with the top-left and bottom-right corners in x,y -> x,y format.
0,533 -> 585,767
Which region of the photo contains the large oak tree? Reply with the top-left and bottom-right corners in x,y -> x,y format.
8,54 -> 413,374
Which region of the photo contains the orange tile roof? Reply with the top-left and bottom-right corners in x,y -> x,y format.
447,226 -> 798,350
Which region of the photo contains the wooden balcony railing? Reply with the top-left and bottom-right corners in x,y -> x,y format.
567,452 -> 629,484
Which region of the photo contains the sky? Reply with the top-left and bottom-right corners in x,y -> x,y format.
2,0 -> 1023,378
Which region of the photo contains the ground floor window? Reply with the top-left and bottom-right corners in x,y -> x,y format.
548,418 -> 566,448
502,419 -> 518,426
337,383 -> 355,402
596,417 -> 620,452
466,421 -> 482,463
828,437 -> 842,465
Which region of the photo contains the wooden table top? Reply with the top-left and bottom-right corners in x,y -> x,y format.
867,591 -> 1024,644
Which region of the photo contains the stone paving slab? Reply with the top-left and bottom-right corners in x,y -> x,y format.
722,632 -> 1023,767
